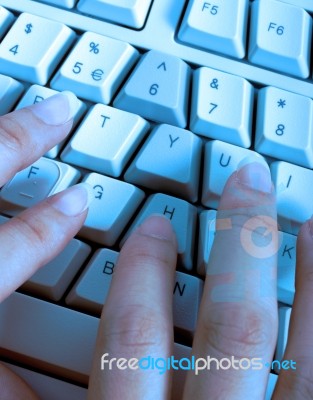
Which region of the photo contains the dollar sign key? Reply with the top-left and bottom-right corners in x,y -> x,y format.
25,23 -> 33,34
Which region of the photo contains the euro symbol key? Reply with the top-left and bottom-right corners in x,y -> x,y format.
91,69 -> 104,81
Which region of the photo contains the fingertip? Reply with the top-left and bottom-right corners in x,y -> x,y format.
136,215 -> 177,244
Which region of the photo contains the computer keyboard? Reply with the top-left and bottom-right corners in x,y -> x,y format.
0,0 -> 309,398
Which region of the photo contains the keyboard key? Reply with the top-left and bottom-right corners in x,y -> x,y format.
51,32 -> 139,104
173,271 -> 203,337
0,157 -> 80,216
0,74 -> 24,115
0,13 -> 75,85
255,86 -> 313,168
201,140 -> 264,209
178,0 -> 249,59
66,248 -> 118,314
0,292 -> 98,384
121,193 -> 197,270
35,0 -> 77,8
280,0 -> 313,13
0,6 -> 14,39
266,374 -> 278,400
80,173 -> 145,246
114,50 -> 191,128
22,239 -> 91,301
271,161 -> 313,235
274,306 -> 292,372
277,231 -> 296,306
61,104 -> 149,177
197,210 -> 217,276
190,67 -> 253,148
124,124 -> 202,202
248,0 -> 312,78
15,85 -> 86,158
77,0 -> 153,29
4,362 -> 87,400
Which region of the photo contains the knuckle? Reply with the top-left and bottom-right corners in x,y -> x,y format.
0,112 -> 33,157
200,304 -> 274,358
104,304 -> 168,354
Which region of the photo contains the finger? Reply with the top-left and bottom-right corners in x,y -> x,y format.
184,161 -> 278,399
0,363 -> 39,400
88,215 -> 177,400
0,183 -> 93,302
0,91 -> 78,186
273,218 -> 313,398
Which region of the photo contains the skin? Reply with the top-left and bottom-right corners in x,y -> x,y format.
0,95 -> 312,399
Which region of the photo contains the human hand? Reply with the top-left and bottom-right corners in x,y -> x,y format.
88,159 -> 311,399
0,93 -> 93,399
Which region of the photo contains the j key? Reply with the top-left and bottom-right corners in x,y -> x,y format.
114,50 -> 191,128
248,0 -> 312,78
0,13 -> 75,85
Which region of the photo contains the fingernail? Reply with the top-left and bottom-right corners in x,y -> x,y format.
49,183 -> 94,216
137,214 -> 175,241
236,156 -> 272,193
30,91 -> 79,125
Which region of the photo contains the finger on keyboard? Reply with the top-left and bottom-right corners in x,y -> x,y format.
248,0 -> 312,78
0,13 -> 76,85
121,193 -> 197,270
51,31 -> 139,104
0,157 -> 80,216
114,50 -> 191,128
124,124 -> 202,202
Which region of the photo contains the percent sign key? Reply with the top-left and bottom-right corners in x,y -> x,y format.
89,42 -> 99,54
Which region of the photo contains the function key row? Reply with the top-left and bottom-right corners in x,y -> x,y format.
178,0 -> 313,78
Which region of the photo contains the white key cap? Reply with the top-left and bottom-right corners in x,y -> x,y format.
121,193 -> 197,270
22,239 -> 91,301
51,32 -> 139,104
280,0 -> 313,13
61,104 -> 149,177
80,173 -> 145,246
0,6 -> 14,39
15,85 -> 86,158
190,67 -> 253,148
0,292 -> 98,384
174,271 -> 203,337
197,210 -> 217,276
124,124 -> 202,202
255,86 -> 313,168
201,140 -> 265,209
178,0 -> 249,59
77,0 -> 153,29
36,0 -> 77,8
0,13 -> 75,85
277,231 -> 296,305
66,248 -> 118,314
0,157 -> 80,216
4,362 -> 87,400
248,0 -> 312,78
271,161 -> 313,234
114,50 -> 191,128
274,306 -> 292,372
0,74 -> 24,115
